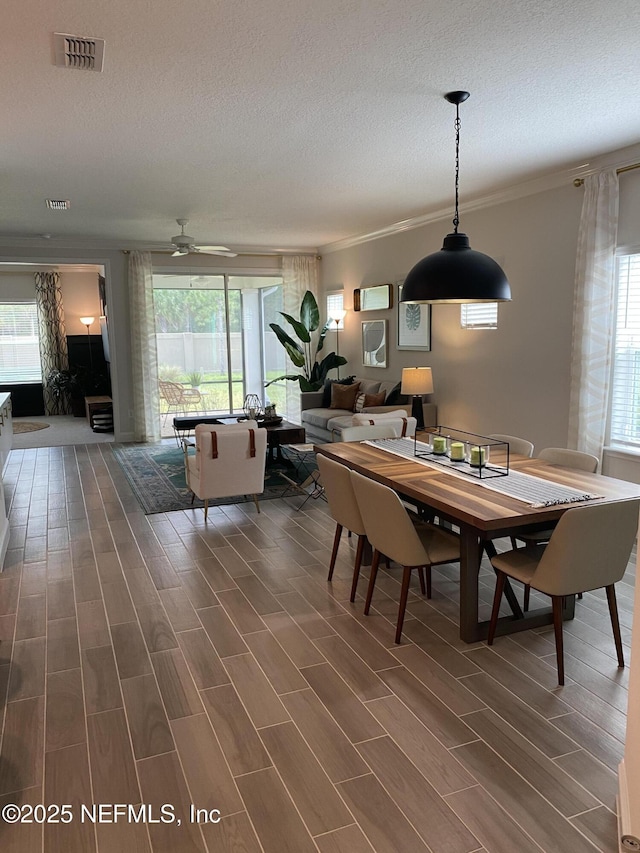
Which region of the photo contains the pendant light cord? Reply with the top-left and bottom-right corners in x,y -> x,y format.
453,102 -> 461,234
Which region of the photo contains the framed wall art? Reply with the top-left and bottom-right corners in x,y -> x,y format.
397,283 -> 431,351
353,283 -> 393,312
361,319 -> 387,368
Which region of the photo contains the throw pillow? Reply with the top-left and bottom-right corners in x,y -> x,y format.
384,381 -> 407,406
322,375 -> 355,408
330,381 -> 361,410
353,390 -> 386,412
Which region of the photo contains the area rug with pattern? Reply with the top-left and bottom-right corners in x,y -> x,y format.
112,442 -> 314,515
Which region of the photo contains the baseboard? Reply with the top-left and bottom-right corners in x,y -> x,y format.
617,759 -> 640,851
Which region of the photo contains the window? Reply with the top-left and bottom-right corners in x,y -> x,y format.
460,303 -> 498,329
610,253 -> 640,448
0,302 -> 42,382
326,291 -> 345,329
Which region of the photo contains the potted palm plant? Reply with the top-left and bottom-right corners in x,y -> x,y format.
266,291 -> 346,391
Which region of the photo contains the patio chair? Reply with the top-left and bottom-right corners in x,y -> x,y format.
159,380 -> 203,423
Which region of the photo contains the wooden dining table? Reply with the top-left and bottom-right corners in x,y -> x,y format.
315,438 -> 640,643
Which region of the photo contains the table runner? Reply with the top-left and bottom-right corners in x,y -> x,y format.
363,438 -> 601,507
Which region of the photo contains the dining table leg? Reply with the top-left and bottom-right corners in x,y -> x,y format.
459,524 -> 482,642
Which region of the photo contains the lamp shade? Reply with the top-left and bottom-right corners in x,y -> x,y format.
401,367 -> 434,396
80,316 -> 95,326
328,307 -> 346,323
401,233 -> 511,304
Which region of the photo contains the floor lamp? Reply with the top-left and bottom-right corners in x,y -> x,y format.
328,308 -> 346,379
80,316 -> 95,371
401,367 -> 433,430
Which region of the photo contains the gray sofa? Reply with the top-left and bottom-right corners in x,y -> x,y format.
300,376 -> 437,442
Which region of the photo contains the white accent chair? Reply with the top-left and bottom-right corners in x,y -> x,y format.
183,421 -> 267,520
488,499 -> 639,684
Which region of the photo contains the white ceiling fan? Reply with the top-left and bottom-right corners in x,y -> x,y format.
169,219 -> 237,257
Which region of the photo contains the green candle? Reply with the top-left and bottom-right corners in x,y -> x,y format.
432,436 -> 447,455
469,445 -> 486,467
449,441 -> 465,461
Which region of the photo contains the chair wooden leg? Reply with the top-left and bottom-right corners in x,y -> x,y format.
487,571 -> 506,645
253,494 -> 261,513
418,566 -> 426,595
523,584 -> 530,611
551,595 -> 565,685
426,565 -> 432,599
605,584 -> 625,668
349,534 -> 365,602
190,492 -> 195,505
327,523 -> 343,581
363,550 -> 381,615
204,499 -> 209,522
395,566 -> 413,644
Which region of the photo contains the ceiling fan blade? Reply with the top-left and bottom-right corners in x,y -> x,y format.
192,247 -> 238,258
171,247 -> 189,256
197,245 -> 232,252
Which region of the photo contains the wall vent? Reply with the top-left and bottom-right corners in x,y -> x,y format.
45,199 -> 71,211
53,33 -> 105,71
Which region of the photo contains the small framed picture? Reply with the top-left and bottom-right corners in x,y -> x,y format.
397,283 -> 432,351
362,319 -> 387,368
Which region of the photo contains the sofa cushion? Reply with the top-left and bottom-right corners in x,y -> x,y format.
382,381 -> 406,405
321,376 -> 355,407
326,414 -> 355,433
330,381 -> 361,410
302,408 -> 350,431
354,390 -> 386,412
351,413 -> 417,436
357,378 -> 382,395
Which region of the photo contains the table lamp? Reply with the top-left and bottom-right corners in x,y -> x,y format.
401,367 -> 433,430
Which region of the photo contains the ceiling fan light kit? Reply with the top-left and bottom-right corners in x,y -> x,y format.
169,219 -> 237,257
401,91 -> 511,305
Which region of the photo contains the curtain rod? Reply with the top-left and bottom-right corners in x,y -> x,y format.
573,162 -> 640,187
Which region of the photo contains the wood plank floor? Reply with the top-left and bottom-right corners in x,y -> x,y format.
0,443 -> 633,852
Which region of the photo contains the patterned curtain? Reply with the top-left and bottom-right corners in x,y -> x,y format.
282,255 -> 319,423
129,251 -> 161,442
35,271 -> 71,415
568,169 -> 619,461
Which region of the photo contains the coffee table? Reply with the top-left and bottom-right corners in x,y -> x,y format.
172,413 -> 305,461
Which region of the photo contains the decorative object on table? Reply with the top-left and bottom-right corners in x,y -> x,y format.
243,393 -> 263,420
361,319 -> 387,368
400,367 -> 433,429
266,290 -> 346,391
397,284 -> 431,351
400,91 -> 511,305
328,307 -> 347,379
80,316 -> 95,370
416,426 -> 509,479
353,284 -> 393,312
260,403 -> 283,425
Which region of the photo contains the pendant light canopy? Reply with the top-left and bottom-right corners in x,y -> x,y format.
401,91 -> 511,305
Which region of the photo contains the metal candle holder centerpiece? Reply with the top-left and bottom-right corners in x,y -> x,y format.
415,426 -> 509,479
243,394 -> 263,421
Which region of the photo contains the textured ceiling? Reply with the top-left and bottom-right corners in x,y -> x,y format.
1,0 -> 639,253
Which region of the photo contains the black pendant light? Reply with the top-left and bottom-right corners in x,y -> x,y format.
401,91 -> 511,304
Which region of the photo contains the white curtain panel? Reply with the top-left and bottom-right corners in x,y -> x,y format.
128,251 -> 161,442
282,255 -> 319,424
568,169 -> 619,461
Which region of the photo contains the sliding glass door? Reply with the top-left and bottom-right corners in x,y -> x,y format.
153,273 -> 283,425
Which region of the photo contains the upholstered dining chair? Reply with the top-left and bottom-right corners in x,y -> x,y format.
488,433 -> 535,458
517,447 -> 600,610
350,470 -> 460,643
488,499 -> 639,684
317,455 -> 368,602
183,420 -> 267,519
340,423 -> 404,442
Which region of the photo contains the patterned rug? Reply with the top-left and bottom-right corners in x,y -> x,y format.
14,421 -> 51,434
112,442 -> 313,515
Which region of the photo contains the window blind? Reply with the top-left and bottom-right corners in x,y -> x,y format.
610,254 -> 640,448
461,303 -> 498,329
0,302 -> 42,383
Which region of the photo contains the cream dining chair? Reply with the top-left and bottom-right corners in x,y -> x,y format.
488,433 -> 535,458
183,420 -> 267,519
487,499 -> 639,685
316,455 -> 368,602
350,470 -> 460,643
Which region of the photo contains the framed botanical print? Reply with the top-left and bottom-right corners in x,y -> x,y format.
397,283 -> 431,350
361,319 -> 387,368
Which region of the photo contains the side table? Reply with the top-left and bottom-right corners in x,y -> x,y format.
85,396 -> 113,432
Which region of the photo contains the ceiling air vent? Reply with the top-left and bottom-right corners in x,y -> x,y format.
53,33 -> 105,71
45,199 -> 71,211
